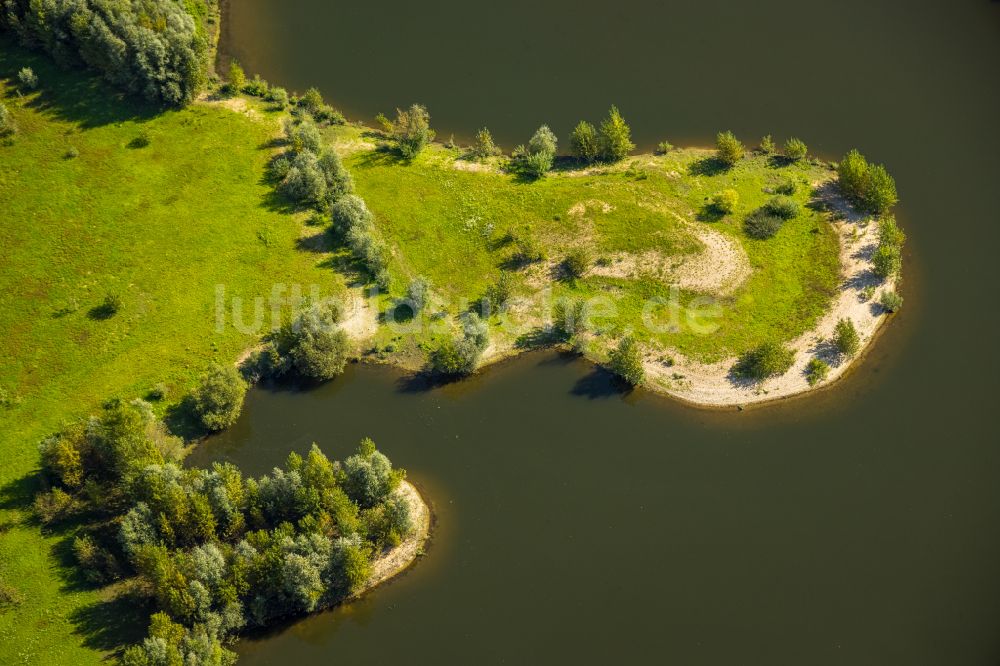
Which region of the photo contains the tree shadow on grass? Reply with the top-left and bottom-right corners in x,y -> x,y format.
164,396 -> 209,441
688,156 -> 729,177
70,586 -> 154,654
695,204 -> 726,223
0,36 -> 158,129
352,145 -> 409,169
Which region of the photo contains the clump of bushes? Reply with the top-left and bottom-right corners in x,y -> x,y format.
378,103 -> 434,159
285,301 -> 349,380
763,195 -> 800,219
711,189 -> 739,215
192,364 -> 247,431
759,135 -> 776,154
837,149 -> 898,214
17,67 -> 38,90
552,298 -> 588,346
563,248 -> 591,279
1,0 -> 206,105
773,177 -> 797,195
511,125 -> 557,178
805,358 -> 830,386
733,341 -> 795,380
655,140 -> 673,155
482,271 -> 514,313
569,106 -> 635,163
871,215 -> 906,280
608,336 -> 644,386
783,137 -> 807,161
265,86 -> 289,108
471,127 -> 501,159
406,276 -> 432,312
833,318 -> 860,357
225,60 -> 246,96
716,130 -> 744,166
331,194 -> 390,288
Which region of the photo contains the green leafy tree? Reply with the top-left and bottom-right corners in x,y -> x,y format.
387,104 -> 434,159
863,164 -> 898,214
288,303 -> 349,380
0,103 -> 16,137
512,125 -> 557,178
733,342 -> 795,380
716,130 -> 744,166
598,106 -> 635,162
871,243 -> 901,279
192,365 -> 247,431
17,67 -> 38,90
608,336 -> 644,386
471,127 -> 501,159
833,318 -> 860,357
570,120 -> 599,163
759,134 -> 775,154
711,189 -> 739,214
227,61 -> 246,95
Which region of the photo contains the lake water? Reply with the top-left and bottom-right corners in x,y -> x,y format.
207,0 -> 1000,663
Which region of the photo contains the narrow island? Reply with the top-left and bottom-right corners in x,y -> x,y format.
0,0 -> 905,662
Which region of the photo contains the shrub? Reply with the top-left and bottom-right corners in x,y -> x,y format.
716,130 -> 744,166
608,336 -> 644,386
760,135 -> 775,154
0,103 -> 17,137
471,128 -> 501,159
65,146 -> 79,159
285,118 -> 322,154
192,364 -> 247,431
837,149 -> 898,214
406,276 -> 432,312
33,487 -> 75,524
879,290 -> 903,312
833,318 -> 860,357
553,299 -> 587,342
837,149 -> 869,199
563,248 -> 591,279
878,216 -> 906,248
711,189 -> 739,214
598,106 -> 635,162
227,61 -> 246,95
385,104 -> 434,159
871,243 -> 901,279
783,137 -> 808,161
265,86 -> 289,108
298,87 -> 325,112
243,74 -> 269,97
100,292 -> 123,315
331,194 -> 375,236
733,342 -> 795,380
864,164 -> 898,214
743,210 -> 784,239
17,67 -> 38,90
655,140 -> 673,155
280,152 -> 327,206
805,358 -> 830,386
128,132 -> 150,148
512,125 -> 557,178
147,384 -> 167,401
773,177 -> 796,195
763,195 -> 800,219
570,121 -> 599,163
314,105 -> 346,125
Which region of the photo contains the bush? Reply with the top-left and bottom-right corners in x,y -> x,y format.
837,149 -> 898,214
33,487 -> 76,524
384,104 -> 434,159
759,135 -> 775,154
607,336 -> 644,386
878,216 -> 906,248
598,106 -> 635,162
716,130 -> 744,166
128,132 -> 151,149
805,358 -> 830,386
314,105 -> 346,125
192,364 -> 247,431
783,137 -> 808,161
471,128 -> 501,159
483,272 -> 513,311
711,189 -> 739,214
65,146 -> 79,159
563,248 -> 591,279
0,103 -> 17,137
655,140 -> 673,155
285,118 -> 322,154
570,121 -> 599,163
226,61 -> 246,96
733,341 -> 795,380
864,164 -> 898,214
553,298 -> 587,342
99,292 -> 123,316
833,318 -> 860,357
265,86 -> 289,108
763,195 -> 800,219
871,243 -> 901,279
331,194 -> 375,235
743,210 -> 784,239
17,67 -> 38,90
243,74 -> 269,97
279,148 -> 353,208
879,290 -> 903,313
773,177 -> 796,195
512,230 -> 545,264
512,125 -> 557,178
298,87 -> 325,113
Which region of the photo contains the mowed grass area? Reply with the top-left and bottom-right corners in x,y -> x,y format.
0,40 -> 341,664
331,124 -> 841,361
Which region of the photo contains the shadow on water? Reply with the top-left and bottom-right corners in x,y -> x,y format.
570,366 -> 631,399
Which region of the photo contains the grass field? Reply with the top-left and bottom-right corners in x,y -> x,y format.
0,40 -> 342,664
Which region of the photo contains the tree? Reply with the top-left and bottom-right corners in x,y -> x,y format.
227,61 -> 246,95
428,315 -> 489,376
833,318 -> 860,357
563,248 -> 591,279
386,104 -> 434,159
837,149 -> 898,214
512,125 -> 557,178
783,137 -> 807,161
863,164 -> 898,214
192,365 -> 247,431
837,149 -> 869,199
716,130 -> 744,166
879,290 -> 903,313
570,121 -> 599,163
878,216 -> 906,248
285,118 -> 322,154
288,303 -> 349,380
471,128 -> 501,159
483,271 -> 513,312
553,298 -> 588,342
598,106 -> 635,162
340,439 -> 403,509
871,243 -> 901,279
298,87 -> 324,113
733,342 -> 795,380
608,336 -> 644,386
759,135 -> 776,154
406,276 -> 432,312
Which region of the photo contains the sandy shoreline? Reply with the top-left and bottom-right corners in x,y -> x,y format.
362,480 -> 431,593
